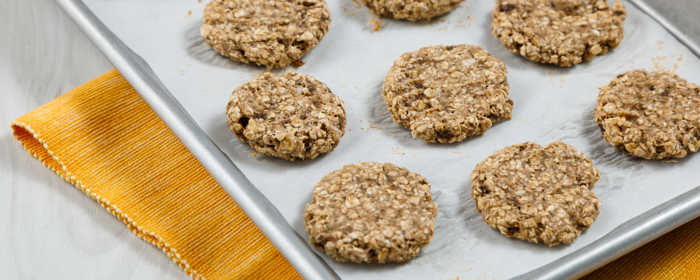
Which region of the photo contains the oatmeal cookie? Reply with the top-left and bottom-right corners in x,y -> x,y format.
471,141 -> 601,246
382,44 -> 513,143
594,69 -> 700,160
304,162 -> 438,263
491,0 -> 626,67
359,0 -> 463,21
201,0 -> 331,69
226,71 -> 346,161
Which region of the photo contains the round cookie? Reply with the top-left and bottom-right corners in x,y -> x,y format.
304,162 -> 438,263
382,44 -> 513,143
594,69 -> 700,160
491,0 -> 626,67
226,70 -> 346,161
201,0 -> 331,69
470,141 -> 601,246
360,0 -> 462,21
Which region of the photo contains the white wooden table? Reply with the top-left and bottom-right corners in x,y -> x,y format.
1,0 -> 697,279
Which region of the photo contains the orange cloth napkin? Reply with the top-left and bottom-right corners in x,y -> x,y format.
11,69 -> 300,280
10,69 -> 700,279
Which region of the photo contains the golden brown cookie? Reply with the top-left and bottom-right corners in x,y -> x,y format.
491,0 -> 626,67
226,71 -> 346,161
471,141 -> 601,246
382,44 -> 513,143
359,0 -> 463,21
594,69 -> 700,160
201,0 -> 331,69
304,162 -> 438,263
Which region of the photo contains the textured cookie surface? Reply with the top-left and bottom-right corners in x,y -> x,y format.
470,141 -> 601,246
360,0 -> 462,21
201,0 -> 330,69
382,44 -> 513,143
491,0 -> 626,67
304,162 -> 438,263
594,69 -> 700,160
226,71 -> 345,161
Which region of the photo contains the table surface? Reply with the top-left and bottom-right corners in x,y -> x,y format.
1,0 -> 698,279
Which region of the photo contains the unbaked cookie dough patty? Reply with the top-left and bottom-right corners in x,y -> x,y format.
226,71 -> 346,161
382,44 -> 513,143
201,0 -> 330,68
304,162 -> 438,263
491,0 -> 626,67
360,0 -> 463,21
471,141 -> 601,246
594,69 -> 700,160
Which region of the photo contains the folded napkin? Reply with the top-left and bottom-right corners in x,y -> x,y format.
11,69 -> 300,280
10,69 -> 700,279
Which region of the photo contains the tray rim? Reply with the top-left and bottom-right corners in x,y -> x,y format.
52,0 -> 700,279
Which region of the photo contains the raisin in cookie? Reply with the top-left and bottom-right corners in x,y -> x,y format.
201,0 -> 330,68
304,162 -> 438,263
491,0 -> 626,67
471,141 -> 601,246
382,44 -> 513,143
226,71 -> 345,161
360,0 -> 463,21
594,69 -> 700,160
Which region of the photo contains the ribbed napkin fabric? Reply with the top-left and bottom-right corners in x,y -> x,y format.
10,69 -> 700,279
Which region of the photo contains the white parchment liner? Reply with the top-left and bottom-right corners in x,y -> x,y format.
84,0 -> 700,278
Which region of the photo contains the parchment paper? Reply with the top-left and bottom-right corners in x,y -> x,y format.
82,0 -> 700,278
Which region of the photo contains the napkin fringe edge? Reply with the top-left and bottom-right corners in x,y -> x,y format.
10,120 -> 206,280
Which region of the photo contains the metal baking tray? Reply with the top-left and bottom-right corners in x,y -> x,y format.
53,0 -> 700,279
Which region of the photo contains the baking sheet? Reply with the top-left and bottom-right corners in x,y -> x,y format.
82,0 -> 700,279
